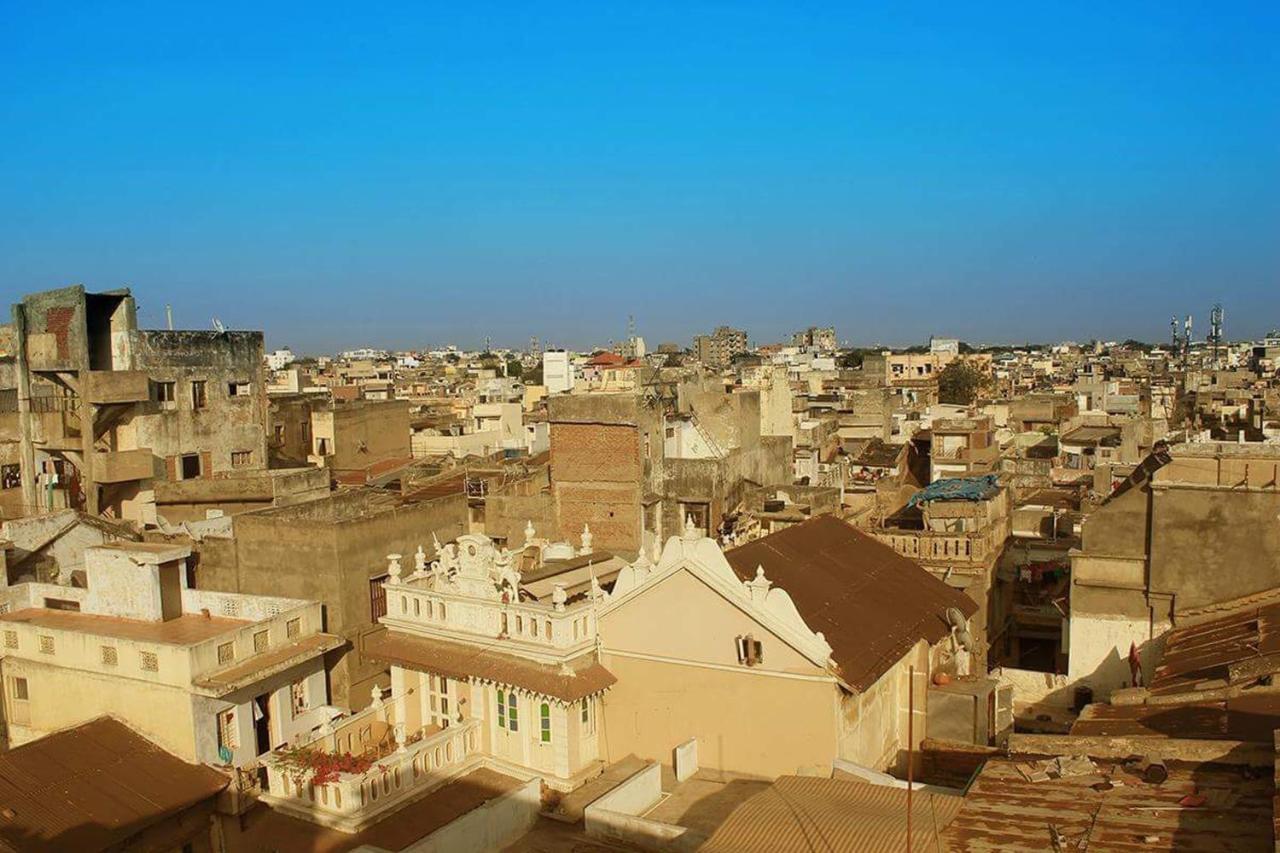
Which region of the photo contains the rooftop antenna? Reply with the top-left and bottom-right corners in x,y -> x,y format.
212,317 -> 226,334
1183,314 -> 1193,369
165,304 -> 173,331
484,335 -> 492,355
1210,303 -> 1224,369
1170,316 -> 1180,352
627,313 -> 636,340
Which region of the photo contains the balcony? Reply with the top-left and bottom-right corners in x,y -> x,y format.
873,529 -> 997,565
382,579 -> 597,655
93,448 -> 155,483
261,697 -> 482,833
86,370 -> 151,404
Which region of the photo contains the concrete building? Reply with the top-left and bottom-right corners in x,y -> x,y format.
542,350 -> 576,395
694,326 -> 749,369
930,415 -> 999,481
792,326 -> 837,352
0,540 -> 341,767
266,347 -> 296,371
3,285 -> 270,524
187,488 -> 468,709
1068,441 -> 1280,699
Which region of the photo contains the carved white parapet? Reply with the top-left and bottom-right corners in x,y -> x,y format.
387,554 -> 403,581
745,566 -> 772,605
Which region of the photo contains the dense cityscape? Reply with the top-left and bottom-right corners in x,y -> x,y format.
0,287 -> 1278,850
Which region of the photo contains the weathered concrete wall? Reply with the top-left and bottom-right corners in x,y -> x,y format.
331,400 -> 411,474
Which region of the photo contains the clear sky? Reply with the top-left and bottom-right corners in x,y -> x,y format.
2,3 -> 1278,353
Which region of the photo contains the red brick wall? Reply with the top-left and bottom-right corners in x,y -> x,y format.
551,422 -> 643,552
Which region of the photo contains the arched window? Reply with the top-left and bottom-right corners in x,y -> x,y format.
507,692 -> 519,732
497,689 -> 506,729
540,703 -> 552,743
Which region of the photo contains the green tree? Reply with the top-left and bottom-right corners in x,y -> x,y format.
937,360 -> 989,405
506,359 -> 524,378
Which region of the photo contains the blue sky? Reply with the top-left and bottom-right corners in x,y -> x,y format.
2,3 -> 1278,353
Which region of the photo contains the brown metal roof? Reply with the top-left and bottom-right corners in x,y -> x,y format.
363,629 -> 615,703
0,717 -> 228,853
700,775 -> 962,853
943,756 -> 1275,852
193,632 -> 345,694
725,516 -> 977,691
1149,602 -> 1280,698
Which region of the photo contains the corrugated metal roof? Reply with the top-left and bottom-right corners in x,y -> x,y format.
725,516 -> 977,691
943,756 -> 1275,852
700,775 -> 962,853
0,717 -> 227,853
363,628 -> 615,702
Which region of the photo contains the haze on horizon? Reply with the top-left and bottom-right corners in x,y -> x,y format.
2,3 -> 1278,353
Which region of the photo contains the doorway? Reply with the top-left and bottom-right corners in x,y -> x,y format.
254,693 -> 272,755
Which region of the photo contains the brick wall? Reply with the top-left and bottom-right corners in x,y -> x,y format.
551,422 -> 643,553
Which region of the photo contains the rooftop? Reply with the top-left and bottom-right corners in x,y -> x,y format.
0,608 -> 247,645
0,717 -> 228,853
725,515 -> 977,691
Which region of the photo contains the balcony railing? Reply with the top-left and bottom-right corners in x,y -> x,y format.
382,581 -> 597,653
262,701 -> 481,832
873,530 -> 996,564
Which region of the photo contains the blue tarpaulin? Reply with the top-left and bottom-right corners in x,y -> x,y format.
908,473 -> 1001,507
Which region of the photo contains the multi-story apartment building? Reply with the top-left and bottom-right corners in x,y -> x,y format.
930,415 -> 999,481
0,539 -> 341,766
3,285 -> 269,524
694,326 -> 749,369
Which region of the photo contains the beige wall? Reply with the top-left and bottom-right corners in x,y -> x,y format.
598,568 -> 840,778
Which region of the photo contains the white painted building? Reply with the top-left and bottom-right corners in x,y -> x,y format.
543,350 -> 576,395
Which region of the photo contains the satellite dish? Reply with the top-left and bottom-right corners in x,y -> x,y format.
954,627 -> 974,651
945,607 -> 968,629
212,317 -> 227,334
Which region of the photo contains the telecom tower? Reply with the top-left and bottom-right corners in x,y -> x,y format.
1209,303 -> 1224,368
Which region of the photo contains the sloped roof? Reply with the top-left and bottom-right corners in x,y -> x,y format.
0,717 -> 227,853
725,516 -> 976,691
701,775 -> 962,853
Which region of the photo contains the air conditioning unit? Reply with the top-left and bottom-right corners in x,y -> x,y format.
927,678 -> 1013,747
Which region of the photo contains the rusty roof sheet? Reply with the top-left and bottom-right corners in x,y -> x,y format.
725,516 -> 977,691
1149,602 -> 1280,698
363,629 -> 615,703
1071,694 -> 1280,743
193,632 -> 345,694
0,717 -> 228,853
700,775 -> 962,853
943,756 -> 1275,852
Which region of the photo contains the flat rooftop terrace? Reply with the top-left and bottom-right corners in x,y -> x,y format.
0,608 -> 247,645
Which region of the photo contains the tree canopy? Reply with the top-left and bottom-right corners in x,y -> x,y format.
937,360 -> 989,405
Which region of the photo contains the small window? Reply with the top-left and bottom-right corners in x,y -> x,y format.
11,677 -> 28,702
540,703 -> 552,743
735,634 -> 764,667
497,690 -> 506,729
227,381 -> 252,397
217,642 -> 235,664
273,424 -> 286,444
507,692 -> 518,732
180,453 -> 202,480
231,450 -> 253,468
37,635 -> 53,655
286,618 -> 300,639
154,381 -> 176,404
369,574 -> 389,621
217,708 -> 238,751
253,630 -> 269,653
1,463 -> 21,490
140,651 -> 159,672
101,646 -> 118,666
3,631 -> 16,649
290,679 -> 308,717
191,380 -> 207,410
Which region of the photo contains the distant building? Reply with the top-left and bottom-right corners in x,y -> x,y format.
265,347 -> 296,371
930,336 -> 961,356
543,349 -> 576,395
792,326 -> 837,352
694,326 -> 749,368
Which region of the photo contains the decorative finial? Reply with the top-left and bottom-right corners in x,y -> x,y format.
524,519 -> 536,544
386,554 -> 403,581
580,524 -> 593,555
552,584 -> 568,612
683,513 -> 699,540
394,724 -> 407,753
414,545 -> 427,574
371,685 -> 385,708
